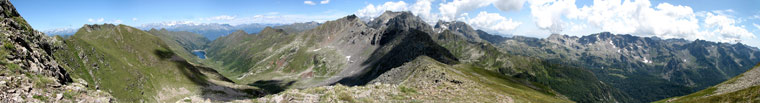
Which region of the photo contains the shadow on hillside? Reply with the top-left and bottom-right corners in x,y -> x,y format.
247,80 -> 296,94
335,29 -> 459,86
154,49 -> 293,102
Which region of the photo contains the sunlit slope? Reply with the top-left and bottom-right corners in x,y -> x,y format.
657,63 -> 760,103
54,24 -> 262,102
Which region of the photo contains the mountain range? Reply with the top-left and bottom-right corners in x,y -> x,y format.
2,0 -> 759,102
491,32 -> 760,102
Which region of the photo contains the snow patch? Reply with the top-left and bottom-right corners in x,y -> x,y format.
346,56 -> 353,63
642,57 -> 652,64
609,41 -> 616,48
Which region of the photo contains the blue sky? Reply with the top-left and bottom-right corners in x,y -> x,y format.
10,0 -> 760,47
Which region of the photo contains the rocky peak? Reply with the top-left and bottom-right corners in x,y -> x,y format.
368,11 -> 415,28
81,24 -> 117,33
433,20 -> 483,42
384,12 -> 431,32
224,30 -> 249,39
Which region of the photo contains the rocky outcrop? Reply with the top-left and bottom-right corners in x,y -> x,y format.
661,64 -> 760,102
255,56 -> 569,103
434,21 -> 483,42
714,64 -> 760,95
0,0 -> 113,102
335,11 -> 458,86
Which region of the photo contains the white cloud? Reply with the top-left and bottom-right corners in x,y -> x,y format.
438,0 -> 493,21
355,0 -> 523,33
526,0 -> 755,44
354,0 -> 442,24
754,23 -> 760,30
468,11 -> 522,34
410,0 -> 439,23
438,0 -> 526,21
113,20 -> 122,24
576,0 -> 701,38
355,1 -> 409,19
703,12 -> 755,42
528,0 -> 578,34
132,18 -> 138,21
320,0 -> 330,4
206,15 -> 236,21
494,0 -> 526,12
304,1 -> 316,5
88,18 -> 106,23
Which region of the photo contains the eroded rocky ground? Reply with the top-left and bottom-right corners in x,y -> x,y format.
0,0 -> 114,102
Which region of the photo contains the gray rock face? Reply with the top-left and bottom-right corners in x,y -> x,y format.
433,21 -> 483,42
0,0 -> 70,84
333,11 -> 458,86
0,0 -> 113,102
715,65 -> 760,95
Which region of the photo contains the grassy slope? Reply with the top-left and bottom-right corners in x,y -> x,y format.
656,63 -> 760,103
205,26 -> 347,86
53,24 -> 254,102
146,29 -> 207,64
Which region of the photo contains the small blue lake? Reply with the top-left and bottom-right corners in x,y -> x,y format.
192,50 -> 206,59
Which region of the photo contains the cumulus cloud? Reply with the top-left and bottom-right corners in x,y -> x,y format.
438,0 -> 492,21
438,0 -> 526,21
574,0 -> 701,38
304,1 -> 316,5
468,11 -> 522,34
355,1 -> 409,19
494,0 -> 526,12
320,0 -> 330,4
410,0 -> 439,23
703,12 -> 755,42
528,0 -> 578,34
132,18 -> 138,21
355,0 -> 524,34
527,0 -> 755,43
